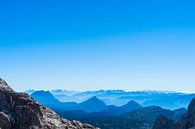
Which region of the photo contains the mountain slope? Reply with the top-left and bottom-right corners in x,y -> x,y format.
0,78 -> 97,129
173,108 -> 187,119
31,90 -> 77,111
63,106 -> 182,129
31,91 -> 142,115
50,90 -> 195,109
78,96 -> 107,113
31,93 -> 109,113
31,90 -> 61,107
104,100 -> 142,115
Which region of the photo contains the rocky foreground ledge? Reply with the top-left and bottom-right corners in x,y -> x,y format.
0,78 -> 99,129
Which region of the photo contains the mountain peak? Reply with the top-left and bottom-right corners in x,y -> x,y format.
32,90 -> 54,97
31,90 -> 58,102
84,96 -> 104,103
90,96 -> 98,100
0,78 -> 14,92
126,100 -> 140,105
31,90 -> 61,108
79,96 -> 106,112
122,100 -> 142,109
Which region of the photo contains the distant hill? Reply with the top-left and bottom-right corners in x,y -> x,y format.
63,106 -> 185,129
31,91 -> 61,107
31,91 -> 77,110
78,96 -> 107,113
172,108 -> 187,119
123,106 -> 176,122
104,100 -> 142,115
31,92 -> 107,113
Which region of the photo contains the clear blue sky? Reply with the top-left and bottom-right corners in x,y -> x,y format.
0,0 -> 195,92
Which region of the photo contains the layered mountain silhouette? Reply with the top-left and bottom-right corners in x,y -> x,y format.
78,96 -> 107,113
50,103 -> 184,129
28,88 -> 195,129
63,105 -> 185,129
153,98 -> 195,129
31,91 -> 107,113
0,78 -> 97,129
31,90 -> 142,115
30,89 -> 190,129
31,91 -> 77,111
104,100 -> 142,115
42,90 -> 195,109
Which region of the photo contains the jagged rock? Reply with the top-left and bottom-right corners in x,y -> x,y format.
186,98 -> 195,128
0,78 -> 14,92
152,115 -> 173,129
153,98 -> 195,129
0,78 -> 98,129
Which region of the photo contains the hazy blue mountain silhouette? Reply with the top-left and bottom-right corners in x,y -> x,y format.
173,108 -> 187,119
56,101 -> 143,121
31,91 -> 61,107
45,90 -> 195,109
104,100 -> 142,115
31,91 -> 143,115
30,90 -> 188,129
31,91 -> 77,110
31,91 -> 107,113
59,106 -> 186,129
78,96 -> 107,113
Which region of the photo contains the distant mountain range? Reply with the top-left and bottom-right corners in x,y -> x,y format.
30,90 -> 189,129
60,106 -> 186,129
31,91 -> 77,111
31,91 -> 142,114
27,89 -> 195,109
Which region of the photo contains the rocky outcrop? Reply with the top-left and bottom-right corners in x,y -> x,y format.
152,116 -> 174,129
153,98 -> 195,129
0,78 -> 98,129
173,98 -> 195,129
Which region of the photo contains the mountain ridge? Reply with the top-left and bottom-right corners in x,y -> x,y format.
31,91 -> 143,115
78,96 -> 107,113
29,89 -> 195,109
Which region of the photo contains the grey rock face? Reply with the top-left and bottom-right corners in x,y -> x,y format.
0,78 -> 98,129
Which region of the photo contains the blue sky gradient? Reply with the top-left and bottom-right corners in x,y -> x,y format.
0,0 -> 195,92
